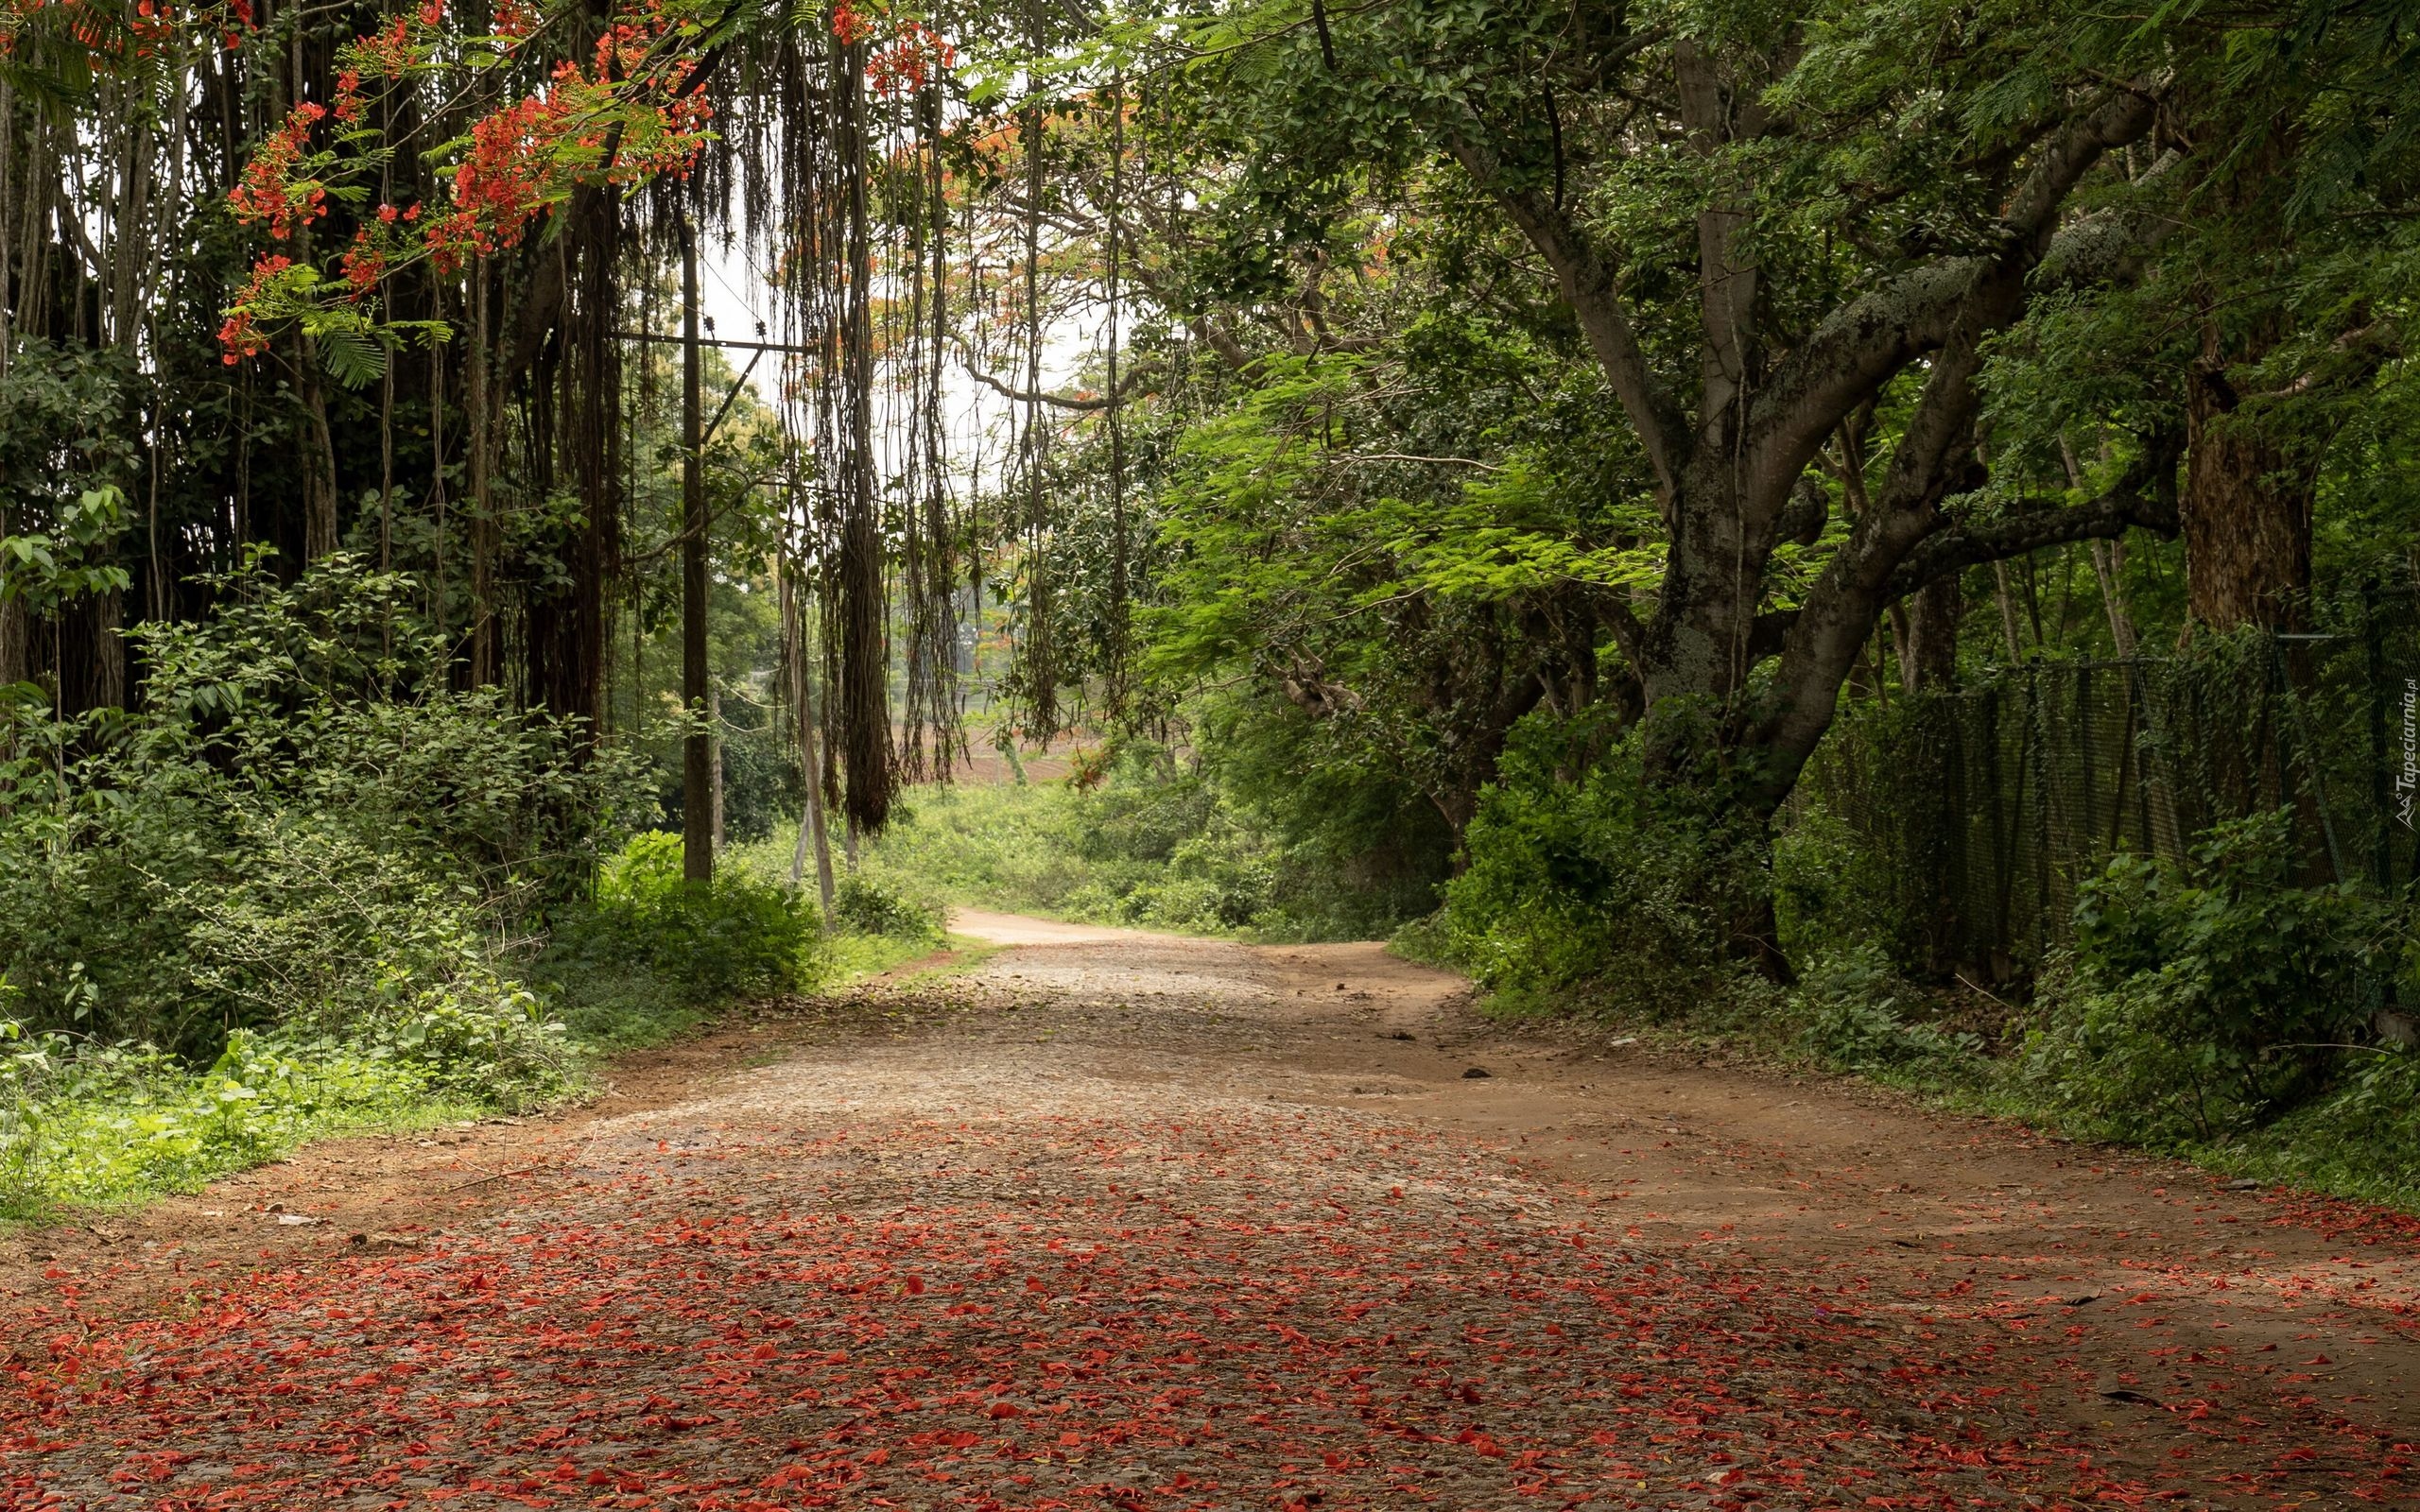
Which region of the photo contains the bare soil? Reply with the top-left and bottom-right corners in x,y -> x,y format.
4,917 -> 2414,1508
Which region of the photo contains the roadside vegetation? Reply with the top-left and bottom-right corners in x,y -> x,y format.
843,738 -> 1440,943
864,730 -> 2420,1211
0,562 -> 944,1219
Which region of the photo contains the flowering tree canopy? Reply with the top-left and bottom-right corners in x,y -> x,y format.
215,0 -> 719,367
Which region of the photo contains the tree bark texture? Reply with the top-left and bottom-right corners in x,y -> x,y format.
2183,348 -> 2313,631
834,43 -> 892,834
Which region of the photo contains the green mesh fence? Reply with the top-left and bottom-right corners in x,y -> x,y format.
1796,584 -> 2420,978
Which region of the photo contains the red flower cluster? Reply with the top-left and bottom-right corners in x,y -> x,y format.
227,101 -> 328,240
445,94 -> 557,256
1,0 -> 250,61
830,0 -> 873,45
867,18 -> 954,96
338,229 -> 387,300
218,0 -> 714,360
351,14 -> 415,74
215,255 -> 292,363
130,0 -> 181,44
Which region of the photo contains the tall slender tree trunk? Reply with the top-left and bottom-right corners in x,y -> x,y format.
680,215 -> 714,885
468,264 -> 498,684
429,283 -> 449,643
709,678 -> 725,851
783,558 -> 838,919
298,334 -> 341,560
0,77 -> 14,391
1897,576 -> 1962,692
2089,539 -> 2137,656
834,43 -> 891,833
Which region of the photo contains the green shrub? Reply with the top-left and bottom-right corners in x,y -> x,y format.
553,832 -> 823,1005
1789,946 -> 1985,1082
2021,811 -> 2399,1143
833,870 -> 945,942
0,555 -> 649,1056
1773,800 -> 1901,960
352,973 -> 574,1108
1441,713 -> 1773,1016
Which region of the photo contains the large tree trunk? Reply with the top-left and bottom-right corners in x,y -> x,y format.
1416,38 -> 2166,968
521,188 -> 620,734
1897,575 -> 1962,692
2182,348 -> 2312,631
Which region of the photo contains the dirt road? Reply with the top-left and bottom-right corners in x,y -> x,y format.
5,917 -> 2416,1507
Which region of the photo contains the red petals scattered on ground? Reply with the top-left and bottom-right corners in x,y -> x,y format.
3,941 -> 2414,1510
0,1109 -> 2258,1510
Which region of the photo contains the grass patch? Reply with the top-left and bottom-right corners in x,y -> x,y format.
2,1030 -> 494,1214
850,783 -> 1100,922
822,929 -> 952,982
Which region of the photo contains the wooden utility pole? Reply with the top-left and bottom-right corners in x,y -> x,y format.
681,214 -> 714,885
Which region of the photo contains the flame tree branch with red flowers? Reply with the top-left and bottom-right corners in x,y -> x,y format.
216,0 -> 718,372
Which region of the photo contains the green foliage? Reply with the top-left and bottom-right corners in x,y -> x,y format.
853,772 -> 1271,936
550,833 -> 823,1008
0,345 -> 140,542
1439,713 -> 1774,1015
832,870 -> 946,943
1772,799 -> 1903,960
0,558 -> 697,1217
0,1020 -> 480,1216
1789,946 -> 1986,1084
2237,1047 -> 2420,1202
852,744 -> 1438,943
0,555 -> 648,1053
851,781 -> 1091,917
2021,811 -> 2401,1143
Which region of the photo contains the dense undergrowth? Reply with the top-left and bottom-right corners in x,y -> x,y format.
0,559 -> 941,1219
1417,712 -> 2420,1209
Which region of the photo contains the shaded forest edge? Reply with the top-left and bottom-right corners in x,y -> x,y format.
839,724 -> 2420,1215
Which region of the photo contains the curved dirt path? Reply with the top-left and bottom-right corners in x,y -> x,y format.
5,920 -> 2418,1508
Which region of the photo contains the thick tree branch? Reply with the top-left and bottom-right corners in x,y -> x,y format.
1439,114 -> 1690,505
1882,474 -> 2178,601
1746,87 -> 2161,503
1593,591 -> 1647,668
1676,39 -> 1766,432
1746,608 -> 1799,664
